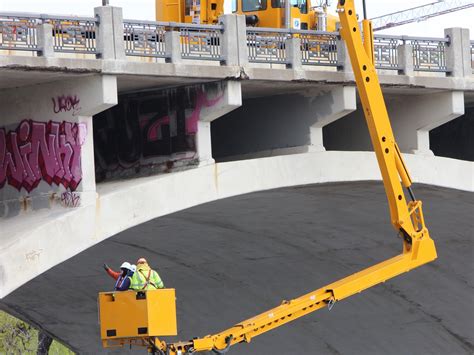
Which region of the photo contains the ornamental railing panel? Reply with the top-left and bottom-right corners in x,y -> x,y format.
247,28 -> 290,64
44,15 -> 97,54
0,14 -> 39,51
409,37 -> 448,72
299,30 -> 338,66
123,20 -> 166,58
373,35 -> 403,70
177,23 -> 223,61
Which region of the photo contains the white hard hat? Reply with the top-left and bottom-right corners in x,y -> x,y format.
120,262 -> 132,270
130,264 -> 137,273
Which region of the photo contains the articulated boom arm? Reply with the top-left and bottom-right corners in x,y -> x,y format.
148,1 -> 438,353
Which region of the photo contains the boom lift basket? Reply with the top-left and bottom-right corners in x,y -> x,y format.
99,289 -> 177,348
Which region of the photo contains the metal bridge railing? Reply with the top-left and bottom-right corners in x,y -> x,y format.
373,34 -> 449,72
246,28 -> 339,66
246,28 -> 290,64
410,36 -> 448,72
123,20 -> 167,58
0,13 -> 39,51
298,30 -> 338,66
176,23 -> 223,61
45,15 -> 97,54
0,12 -> 467,74
374,35 -> 403,70
0,12 -> 97,54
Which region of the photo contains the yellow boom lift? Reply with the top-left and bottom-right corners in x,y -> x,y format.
98,0 -> 438,353
156,0 -> 338,31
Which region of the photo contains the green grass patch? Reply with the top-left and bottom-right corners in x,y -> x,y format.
0,310 -> 74,354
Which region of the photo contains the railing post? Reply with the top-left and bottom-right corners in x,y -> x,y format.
37,23 -> 54,58
336,24 -> 352,73
219,14 -> 248,66
94,6 -> 125,60
165,31 -> 182,64
285,37 -> 302,70
336,39 -> 352,73
397,40 -> 414,76
444,28 -> 471,77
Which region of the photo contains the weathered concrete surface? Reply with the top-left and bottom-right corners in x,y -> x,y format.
1,182 -> 473,354
2,55 -> 474,95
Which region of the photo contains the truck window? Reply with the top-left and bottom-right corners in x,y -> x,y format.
271,0 -> 307,13
185,0 -> 193,15
232,0 -> 238,12
242,0 -> 267,12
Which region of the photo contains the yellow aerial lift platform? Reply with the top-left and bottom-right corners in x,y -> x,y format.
98,1 -> 437,353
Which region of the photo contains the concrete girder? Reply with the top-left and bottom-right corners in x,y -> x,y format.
308,86 -> 357,152
194,81 -> 242,165
212,86 -> 356,160
387,91 -> 465,156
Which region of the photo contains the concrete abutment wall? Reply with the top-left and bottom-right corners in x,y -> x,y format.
0,75 -> 117,218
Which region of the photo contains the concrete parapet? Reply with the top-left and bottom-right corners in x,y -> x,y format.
165,31 -> 182,64
336,34 -> 352,73
37,23 -> 54,58
397,43 -> 414,76
0,75 -> 117,218
94,6 -> 126,60
285,37 -> 302,70
219,14 -> 248,67
445,28 -> 471,77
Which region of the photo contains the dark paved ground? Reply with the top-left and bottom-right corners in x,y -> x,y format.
2,182 -> 473,355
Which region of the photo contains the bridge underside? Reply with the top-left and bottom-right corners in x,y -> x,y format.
1,181 -> 473,354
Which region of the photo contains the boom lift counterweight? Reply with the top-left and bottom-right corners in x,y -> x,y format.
99,1 -> 437,353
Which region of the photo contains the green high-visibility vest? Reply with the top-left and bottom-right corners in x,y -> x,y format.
130,268 -> 164,290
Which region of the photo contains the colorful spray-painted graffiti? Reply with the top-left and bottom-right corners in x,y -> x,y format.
94,82 -> 224,181
0,120 -> 87,192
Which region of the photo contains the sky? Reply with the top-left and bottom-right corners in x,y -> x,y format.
0,0 -> 472,37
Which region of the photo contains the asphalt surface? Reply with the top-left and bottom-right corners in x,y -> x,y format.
2,182 -> 473,355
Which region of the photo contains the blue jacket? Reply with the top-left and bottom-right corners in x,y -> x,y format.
114,271 -> 134,291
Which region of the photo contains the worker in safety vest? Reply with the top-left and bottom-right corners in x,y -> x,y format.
130,258 -> 164,290
113,262 -> 135,291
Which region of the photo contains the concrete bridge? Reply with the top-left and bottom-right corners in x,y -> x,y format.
0,6 -> 473,354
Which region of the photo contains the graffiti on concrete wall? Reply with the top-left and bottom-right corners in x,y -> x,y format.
0,120 -> 87,192
52,95 -> 81,116
94,82 -> 224,181
60,191 -> 81,207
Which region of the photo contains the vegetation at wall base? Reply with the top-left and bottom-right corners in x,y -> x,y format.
0,311 -> 74,354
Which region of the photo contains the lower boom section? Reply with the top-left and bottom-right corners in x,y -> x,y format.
141,234 -> 436,354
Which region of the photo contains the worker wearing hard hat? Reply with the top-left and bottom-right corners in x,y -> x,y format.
130,258 -> 164,290
103,262 -> 136,280
114,262 -> 135,291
